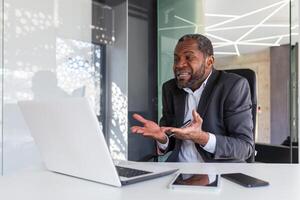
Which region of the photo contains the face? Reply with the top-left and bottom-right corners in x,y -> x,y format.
173,39 -> 214,90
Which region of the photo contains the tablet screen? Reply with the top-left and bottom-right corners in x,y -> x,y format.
172,173 -> 219,187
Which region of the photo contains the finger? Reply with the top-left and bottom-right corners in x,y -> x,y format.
161,127 -> 173,135
170,127 -> 184,133
131,126 -> 140,133
132,113 -> 148,124
131,126 -> 145,134
169,131 -> 185,140
161,126 -> 173,132
192,110 -> 202,123
142,132 -> 155,137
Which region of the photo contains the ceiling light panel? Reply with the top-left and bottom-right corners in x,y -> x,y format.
204,0 -> 296,56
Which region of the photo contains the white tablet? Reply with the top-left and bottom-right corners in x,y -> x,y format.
168,173 -> 220,192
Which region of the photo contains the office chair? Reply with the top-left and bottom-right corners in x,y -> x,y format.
140,68 -> 257,163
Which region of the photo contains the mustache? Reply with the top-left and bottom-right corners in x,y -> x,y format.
174,68 -> 193,77
175,71 -> 192,77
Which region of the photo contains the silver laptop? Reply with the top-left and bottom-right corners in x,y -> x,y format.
18,98 -> 177,187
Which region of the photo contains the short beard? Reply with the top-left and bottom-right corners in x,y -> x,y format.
175,64 -> 205,89
176,75 -> 199,89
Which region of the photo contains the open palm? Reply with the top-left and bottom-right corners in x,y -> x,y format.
131,114 -> 168,143
170,110 -> 203,140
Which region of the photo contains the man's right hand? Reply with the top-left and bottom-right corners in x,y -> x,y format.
131,114 -> 169,144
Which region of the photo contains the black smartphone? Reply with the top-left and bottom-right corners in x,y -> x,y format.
167,119 -> 191,138
221,173 -> 269,188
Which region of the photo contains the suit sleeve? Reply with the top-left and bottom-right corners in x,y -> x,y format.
214,78 -> 254,161
159,83 -> 176,152
159,83 -> 175,127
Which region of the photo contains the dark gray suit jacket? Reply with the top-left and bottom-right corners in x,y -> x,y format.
159,69 -> 254,162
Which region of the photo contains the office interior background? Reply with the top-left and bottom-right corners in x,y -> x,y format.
0,0 -> 299,175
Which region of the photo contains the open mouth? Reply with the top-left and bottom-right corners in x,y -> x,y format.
176,71 -> 192,79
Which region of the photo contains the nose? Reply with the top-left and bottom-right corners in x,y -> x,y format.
175,57 -> 187,69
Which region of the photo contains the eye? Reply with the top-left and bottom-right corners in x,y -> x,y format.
186,54 -> 194,61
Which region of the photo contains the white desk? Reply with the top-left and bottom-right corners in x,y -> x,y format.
0,162 -> 300,200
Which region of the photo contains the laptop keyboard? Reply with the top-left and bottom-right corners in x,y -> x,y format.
116,166 -> 151,178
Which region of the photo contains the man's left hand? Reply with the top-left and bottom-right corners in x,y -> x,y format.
170,110 -> 209,146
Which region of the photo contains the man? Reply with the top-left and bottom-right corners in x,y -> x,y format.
131,34 -> 254,162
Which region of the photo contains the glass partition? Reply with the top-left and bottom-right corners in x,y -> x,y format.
290,0 -> 299,162
0,0 -> 128,175
158,0 -> 298,163
0,0 -> 3,175
158,0 -> 205,118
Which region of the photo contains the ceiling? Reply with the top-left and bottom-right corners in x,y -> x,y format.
204,0 -> 298,57
161,0 -> 299,57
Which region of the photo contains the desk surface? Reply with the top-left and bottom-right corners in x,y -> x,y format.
1,162 -> 300,200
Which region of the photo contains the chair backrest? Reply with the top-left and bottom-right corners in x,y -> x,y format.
225,69 -> 257,163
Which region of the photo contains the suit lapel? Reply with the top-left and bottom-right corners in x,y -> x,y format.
173,88 -> 186,127
197,69 -> 220,118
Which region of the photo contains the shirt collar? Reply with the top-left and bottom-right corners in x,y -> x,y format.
183,70 -> 212,94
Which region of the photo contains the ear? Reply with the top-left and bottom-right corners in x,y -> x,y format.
206,56 -> 214,67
